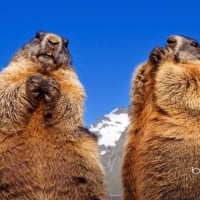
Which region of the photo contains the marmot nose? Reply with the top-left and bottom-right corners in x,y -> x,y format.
167,36 -> 177,49
46,34 -> 61,47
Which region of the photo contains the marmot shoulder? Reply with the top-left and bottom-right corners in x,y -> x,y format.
0,32 -> 108,200
122,35 -> 200,200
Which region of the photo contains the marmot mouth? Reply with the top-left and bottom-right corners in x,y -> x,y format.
38,54 -> 56,65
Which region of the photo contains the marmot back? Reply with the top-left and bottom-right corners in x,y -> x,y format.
0,32 -> 108,200
122,35 -> 200,200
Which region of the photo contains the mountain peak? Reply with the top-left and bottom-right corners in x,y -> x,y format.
89,107 -> 129,154
112,107 -> 129,115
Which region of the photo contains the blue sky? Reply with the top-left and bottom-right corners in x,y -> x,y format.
1,0 -> 200,125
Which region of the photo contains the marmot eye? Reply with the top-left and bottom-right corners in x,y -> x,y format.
191,41 -> 198,48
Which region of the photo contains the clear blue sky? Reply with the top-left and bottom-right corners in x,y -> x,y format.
0,0 -> 200,125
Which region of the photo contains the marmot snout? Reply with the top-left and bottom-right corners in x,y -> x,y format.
167,35 -> 200,62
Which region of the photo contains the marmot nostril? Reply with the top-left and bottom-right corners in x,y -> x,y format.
46,34 -> 61,46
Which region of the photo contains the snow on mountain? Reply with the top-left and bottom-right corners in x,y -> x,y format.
89,107 -> 129,154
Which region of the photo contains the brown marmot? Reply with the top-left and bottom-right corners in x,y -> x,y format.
0,32 -> 108,200
122,35 -> 200,200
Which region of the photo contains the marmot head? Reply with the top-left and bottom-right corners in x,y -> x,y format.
167,35 -> 200,62
149,35 -> 200,66
12,31 -> 71,72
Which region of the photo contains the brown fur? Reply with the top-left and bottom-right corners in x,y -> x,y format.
122,41 -> 200,200
0,32 -> 108,200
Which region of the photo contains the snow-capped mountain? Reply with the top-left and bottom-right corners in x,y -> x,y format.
88,107 -> 129,195
89,107 -> 129,155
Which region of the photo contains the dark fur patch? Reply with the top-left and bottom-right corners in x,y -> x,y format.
0,184 -> 9,192
156,106 -> 169,116
147,135 -> 183,143
73,176 -> 87,184
78,127 -> 98,141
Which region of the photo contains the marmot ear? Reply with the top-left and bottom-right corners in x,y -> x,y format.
63,38 -> 69,48
149,47 -> 165,66
35,31 -> 45,39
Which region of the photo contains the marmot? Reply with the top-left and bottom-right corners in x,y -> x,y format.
0,32 -> 108,200
122,35 -> 200,200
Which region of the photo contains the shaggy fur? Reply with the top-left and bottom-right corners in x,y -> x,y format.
0,32 -> 108,200
122,35 -> 200,200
